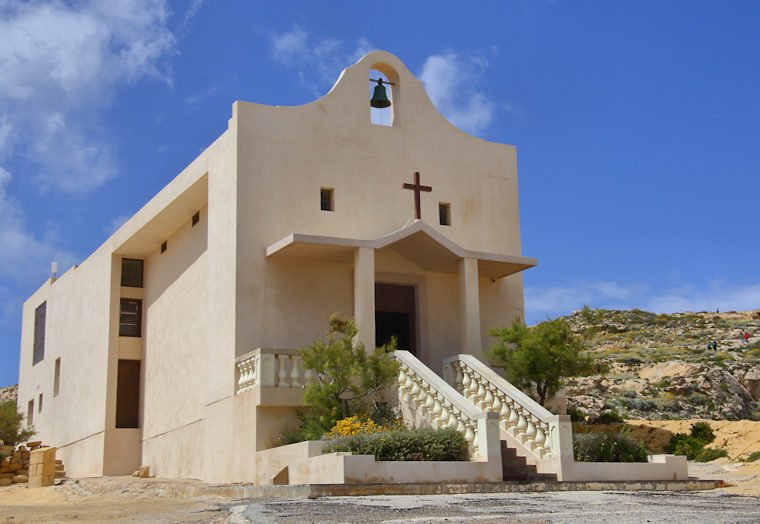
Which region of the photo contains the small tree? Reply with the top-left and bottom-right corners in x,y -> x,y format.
297,315 -> 400,440
0,400 -> 35,447
489,318 -> 594,406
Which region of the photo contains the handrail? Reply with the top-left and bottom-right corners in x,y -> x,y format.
443,354 -> 572,460
394,351 -> 498,460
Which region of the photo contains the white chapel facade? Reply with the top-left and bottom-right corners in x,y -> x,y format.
18,51 -> 539,481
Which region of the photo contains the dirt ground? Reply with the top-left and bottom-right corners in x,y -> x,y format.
1,420 -> 759,522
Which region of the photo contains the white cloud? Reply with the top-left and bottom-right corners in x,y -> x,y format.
0,167 -> 76,283
0,0 -> 176,194
419,52 -> 495,136
269,26 -> 374,94
525,280 -> 760,323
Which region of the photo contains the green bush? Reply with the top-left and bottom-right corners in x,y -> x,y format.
689,422 -> 716,444
695,448 -> 729,462
573,432 -> 648,462
324,427 -> 469,462
665,433 -> 705,460
592,410 -> 625,424
743,451 -> 760,462
0,401 -> 35,447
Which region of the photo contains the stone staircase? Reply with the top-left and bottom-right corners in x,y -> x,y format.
500,441 -> 557,482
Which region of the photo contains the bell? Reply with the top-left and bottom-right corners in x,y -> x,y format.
370,79 -> 391,108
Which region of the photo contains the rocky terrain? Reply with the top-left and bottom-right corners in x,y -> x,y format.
563,308 -> 760,421
0,385 -> 18,404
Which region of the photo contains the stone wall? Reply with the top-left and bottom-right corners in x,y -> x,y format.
0,440 -> 65,487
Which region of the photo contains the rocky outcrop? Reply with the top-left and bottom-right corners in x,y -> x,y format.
561,309 -> 760,421
0,384 -> 17,404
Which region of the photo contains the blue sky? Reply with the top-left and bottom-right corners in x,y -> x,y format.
1,1 -> 758,387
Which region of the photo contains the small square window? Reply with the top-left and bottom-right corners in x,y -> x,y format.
119,298 -> 142,337
320,188 -> 334,211
192,211 -> 200,226
160,241 -> 167,254
439,203 -> 451,226
121,258 -> 144,287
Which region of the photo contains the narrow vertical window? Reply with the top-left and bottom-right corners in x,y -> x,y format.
33,302 -> 46,365
119,299 -> 142,337
121,258 -> 144,287
38,393 -> 43,413
54,358 -> 61,397
192,211 -> 200,227
160,241 -> 167,253
27,400 -> 34,427
439,203 -> 451,226
320,188 -> 334,211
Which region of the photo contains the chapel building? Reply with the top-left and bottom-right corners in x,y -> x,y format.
17,51 -> 537,481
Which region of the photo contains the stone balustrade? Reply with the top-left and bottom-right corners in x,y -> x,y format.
395,350 -> 499,460
443,354 -> 572,460
236,348 -> 313,394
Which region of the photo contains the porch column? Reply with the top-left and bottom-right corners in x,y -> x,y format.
459,257 -> 482,354
354,247 -> 376,350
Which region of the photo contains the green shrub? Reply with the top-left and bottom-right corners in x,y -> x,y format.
592,410 -> 625,424
743,451 -> 760,462
324,427 -> 468,462
573,432 -> 648,462
0,401 -> 35,447
664,434 -> 705,460
566,406 -> 587,422
695,448 -> 729,462
690,422 -> 716,444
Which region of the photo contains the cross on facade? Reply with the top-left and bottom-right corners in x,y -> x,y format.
402,171 -> 432,220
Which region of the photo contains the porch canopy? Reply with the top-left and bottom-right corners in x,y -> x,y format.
265,220 -> 537,279
266,221 -> 536,355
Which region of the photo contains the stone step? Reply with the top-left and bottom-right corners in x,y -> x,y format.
500,440 -> 557,482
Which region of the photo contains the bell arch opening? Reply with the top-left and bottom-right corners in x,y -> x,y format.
369,64 -> 398,127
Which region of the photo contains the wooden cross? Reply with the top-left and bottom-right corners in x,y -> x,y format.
402,172 -> 432,220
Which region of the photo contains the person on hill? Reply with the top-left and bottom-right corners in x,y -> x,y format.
743,331 -> 750,345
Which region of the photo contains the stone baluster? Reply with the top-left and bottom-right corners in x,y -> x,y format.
467,368 -> 479,401
483,385 -> 495,411
461,369 -> 471,399
475,379 -> 487,410
464,421 -> 476,451
515,407 -> 528,442
439,402 -> 451,428
454,363 -> 464,390
290,356 -> 302,388
277,354 -> 290,387
491,389 -> 502,414
524,417 -> 537,448
507,400 -> 520,435
534,423 -> 547,456
431,397 -> 443,428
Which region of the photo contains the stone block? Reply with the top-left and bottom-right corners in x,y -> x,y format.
131,466 -> 150,478
26,441 -> 42,449
0,478 -> 11,486
28,447 -> 56,488
0,473 -> 13,479
29,473 -> 55,488
12,474 -> 28,483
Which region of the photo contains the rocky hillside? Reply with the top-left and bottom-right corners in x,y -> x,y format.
564,309 -> 760,421
0,385 -> 17,404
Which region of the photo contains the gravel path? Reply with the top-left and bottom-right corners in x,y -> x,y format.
225,490 -> 760,523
